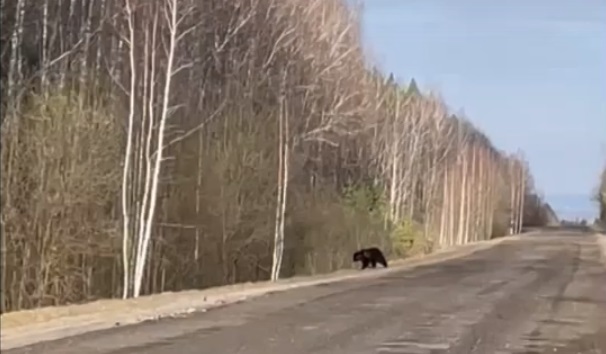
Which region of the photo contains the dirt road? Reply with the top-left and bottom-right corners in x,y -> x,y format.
6,230 -> 606,354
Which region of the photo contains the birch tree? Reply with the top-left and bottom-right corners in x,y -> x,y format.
270,70 -> 290,281
599,165 -> 606,223
121,0 -> 193,298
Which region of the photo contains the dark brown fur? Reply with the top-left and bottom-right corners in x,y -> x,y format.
352,247 -> 388,269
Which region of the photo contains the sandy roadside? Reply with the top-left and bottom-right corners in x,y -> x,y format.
1,234 -> 524,350
597,232 -> 606,265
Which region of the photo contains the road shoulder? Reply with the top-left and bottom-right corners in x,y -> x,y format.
597,232 -> 606,265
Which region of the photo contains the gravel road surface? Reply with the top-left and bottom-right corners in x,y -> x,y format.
6,230 -> 606,354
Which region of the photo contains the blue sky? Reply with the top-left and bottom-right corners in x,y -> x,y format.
359,0 -> 606,220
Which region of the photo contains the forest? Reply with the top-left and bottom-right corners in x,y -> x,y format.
0,0 -> 553,313
599,167 -> 606,224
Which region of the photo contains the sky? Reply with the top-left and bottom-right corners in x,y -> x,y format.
358,0 -> 606,220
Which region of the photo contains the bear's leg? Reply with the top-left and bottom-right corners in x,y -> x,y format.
361,259 -> 369,269
370,259 -> 377,268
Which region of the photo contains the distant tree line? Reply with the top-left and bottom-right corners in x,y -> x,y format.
598,166 -> 606,224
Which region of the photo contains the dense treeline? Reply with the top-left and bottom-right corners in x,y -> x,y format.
523,193 -> 559,227
598,166 -> 606,223
0,0 -> 551,313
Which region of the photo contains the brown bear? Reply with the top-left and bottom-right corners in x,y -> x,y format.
352,247 -> 388,269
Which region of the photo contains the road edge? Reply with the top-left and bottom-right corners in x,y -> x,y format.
1,234 -> 526,350
597,232 -> 606,266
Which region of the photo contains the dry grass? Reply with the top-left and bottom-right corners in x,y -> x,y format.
1,235 -> 520,350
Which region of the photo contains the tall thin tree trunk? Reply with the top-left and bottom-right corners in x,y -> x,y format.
456,149 -> 468,245
271,69 -> 289,282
